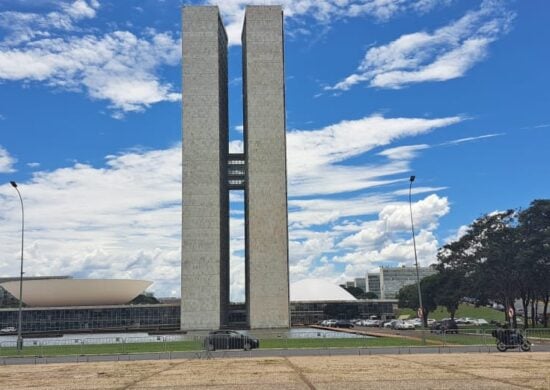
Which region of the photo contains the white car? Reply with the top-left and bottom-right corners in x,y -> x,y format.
409,318 -> 423,327
325,319 -> 337,327
0,327 -> 16,333
384,320 -> 398,328
394,320 -> 415,330
472,318 -> 489,326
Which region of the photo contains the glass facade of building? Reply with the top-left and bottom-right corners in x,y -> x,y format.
380,266 -> 437,299
0,300 -> 397,333
290,300 -> 397,325
0,304 -> 180,333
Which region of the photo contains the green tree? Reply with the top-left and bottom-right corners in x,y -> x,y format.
518,200 -> 550,327
433,269 -> 464,320
343,286 -> 365,299
364,291 -> 378,299
397,275 -> 438,326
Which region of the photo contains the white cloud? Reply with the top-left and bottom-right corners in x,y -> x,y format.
229,140 -> 244,153
0,145 -> 16,173
206,0 -> 452,46
287,114 -> 462,196
440,133 -> 503,145
327,0 -> 514,90
0,31 -> 181,114
0,2 -> 181,116
0,146 -> 182,296
0,1 -> 100,45
0,112 -> 462,298
378,144 -> 429,160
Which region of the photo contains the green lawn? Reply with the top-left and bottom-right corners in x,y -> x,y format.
398,303 -> 505,322
260,337 -> 423,349
0,337 -> 426,357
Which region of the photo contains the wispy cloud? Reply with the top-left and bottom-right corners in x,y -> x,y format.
327,0 -> 514,90
206,0 -> 453,46
0,145 -> 16,173
287,115 -> 462,196
440,133 -> 504,145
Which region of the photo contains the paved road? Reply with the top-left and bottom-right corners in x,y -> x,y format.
2,344 -> 550,366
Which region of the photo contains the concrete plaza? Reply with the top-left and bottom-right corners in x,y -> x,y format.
1,352 -> 549,389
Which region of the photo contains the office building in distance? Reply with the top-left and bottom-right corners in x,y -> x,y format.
379,266 -> 437,299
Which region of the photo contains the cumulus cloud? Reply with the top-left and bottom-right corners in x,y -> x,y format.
0,1 -> 181,116
206,0 -> 452,45
0,145 -> 16,173
327,0 -> 514,90
0,146 -> 182,296
0,31 -> 181,115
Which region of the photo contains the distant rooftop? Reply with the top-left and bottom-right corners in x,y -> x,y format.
0,275 -> 71,283
290,279 -> 357,302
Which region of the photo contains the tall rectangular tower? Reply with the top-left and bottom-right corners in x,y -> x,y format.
243,6 -> 290,329
181,6 -> 229,330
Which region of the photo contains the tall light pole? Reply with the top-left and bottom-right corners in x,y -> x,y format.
10,181 -> 24,351
408,176 -> 425,327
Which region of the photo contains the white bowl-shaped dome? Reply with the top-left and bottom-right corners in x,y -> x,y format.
0,279 -> 152,307
290,279 -> 357,302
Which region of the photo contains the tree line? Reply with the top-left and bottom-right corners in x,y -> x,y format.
398,199 -> 550,328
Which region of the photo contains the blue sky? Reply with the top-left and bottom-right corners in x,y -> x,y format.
0,0 -> 548,300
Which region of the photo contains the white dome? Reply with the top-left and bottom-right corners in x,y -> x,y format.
290,279 -> 357,302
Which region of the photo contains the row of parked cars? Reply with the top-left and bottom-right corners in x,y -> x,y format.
321,316 -> 490,332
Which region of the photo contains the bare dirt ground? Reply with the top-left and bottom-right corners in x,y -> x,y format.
1,352 -> 549,389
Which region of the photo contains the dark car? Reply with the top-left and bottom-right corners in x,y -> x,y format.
430,319 -> 458,334
203,330 -> 260,351
334,320 -> 354,328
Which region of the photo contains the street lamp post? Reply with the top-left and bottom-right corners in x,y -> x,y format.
408,176 -> 425,327
10,181 -> 24,351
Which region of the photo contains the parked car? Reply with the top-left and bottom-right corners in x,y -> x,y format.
393,320 -> 415,330
409,318 -> 423,327
367,319 -> 381,327
455,317 -> 475,325
472,318 -> 489,326
384,320 -> 398,328
325,319 -> 337,327
203,330 -> 259,351
0,327 -> 16,334
334,320 -> 354,328
430,319 -> 458,334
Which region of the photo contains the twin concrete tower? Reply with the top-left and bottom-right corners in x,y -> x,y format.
181,6 -> 290,330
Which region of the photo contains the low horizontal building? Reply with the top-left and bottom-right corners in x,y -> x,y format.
0,278 -> 397,333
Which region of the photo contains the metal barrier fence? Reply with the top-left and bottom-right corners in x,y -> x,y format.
0,328 -> 548,358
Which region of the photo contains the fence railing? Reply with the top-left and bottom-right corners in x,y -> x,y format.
0,328 -> 548,358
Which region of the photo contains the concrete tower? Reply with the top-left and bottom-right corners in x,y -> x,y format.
182,5 -> 289,331
181,6 -> 229,330
243,6 -> 290,329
